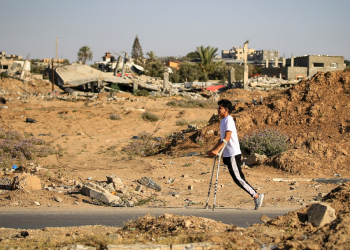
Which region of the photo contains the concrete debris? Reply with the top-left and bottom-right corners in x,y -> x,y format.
106,175 -> 124,190
81,182 -> 121,205
307,203 -> 336,227
33,201 -> 41,206
187,124 -> 198,132
137,177 -> 161,191
135,184 -> 142,192
11,173 -> 41,191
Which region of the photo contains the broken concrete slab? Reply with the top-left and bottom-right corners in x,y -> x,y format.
137,177 -> 161,191
307,203 -> 336,227
89,189 -> 121,205
11,173 -> 41,191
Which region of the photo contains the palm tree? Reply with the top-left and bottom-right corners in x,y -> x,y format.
195,46 -> 222,72
146,51 -> 157,63
77,46 -> 93,65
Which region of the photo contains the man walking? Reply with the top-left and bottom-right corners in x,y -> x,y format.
207,99 -> 264,210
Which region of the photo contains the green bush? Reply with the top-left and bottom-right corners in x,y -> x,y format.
240,128 -> 289,157
134,89 -> 149,96
166,100 -> 177,107
142,112 -> 159,122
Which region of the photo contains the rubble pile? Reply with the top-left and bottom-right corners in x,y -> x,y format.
0,165 -> 163,208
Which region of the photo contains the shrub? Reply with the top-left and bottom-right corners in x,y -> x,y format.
0,127 -> 55,167
168,99 -> 217,109
240,128 -> 289,157
122,132 -> 167,157
142,112 -> 159,122
175,119 -> 189,126
110,83 -> 120,92
134,89 -> 149,96
110,113 -> 122,120
166,100 -> 177,107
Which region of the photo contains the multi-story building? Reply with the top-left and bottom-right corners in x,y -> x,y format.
221,47 -> 279,61
262,55 -> 345,80
222,46 -> 256,60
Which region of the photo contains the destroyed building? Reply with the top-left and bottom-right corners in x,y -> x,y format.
262,55 -> 345,80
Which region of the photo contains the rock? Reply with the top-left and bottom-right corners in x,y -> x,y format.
307,203 -> 336,227
53,197 -> 63,203
11,173 -> 41,191
260,215 -> 271,223
34,201 -> 41,206
187,124 -> 197,132
245,153 -> 267,166
184,220 -> 191,228
188,185 -> 193,190
206,130 -> 214,135
126,201 -> 134,207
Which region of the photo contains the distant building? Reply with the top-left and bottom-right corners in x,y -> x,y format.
222,46 -> 256,60
0,51 -> 24,72
262,55 -> 345,80
166,61 -> 181,70
254,50 -> 279,61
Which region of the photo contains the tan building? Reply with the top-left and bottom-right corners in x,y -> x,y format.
222,46 -> 255,60
166,61 -> 181,70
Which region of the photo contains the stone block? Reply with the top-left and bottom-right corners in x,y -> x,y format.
11,173 -> 41,191
89,189 -> 121,205
245,153 -> 267,166
135,184 -> 142,192
307,202 -> 336,227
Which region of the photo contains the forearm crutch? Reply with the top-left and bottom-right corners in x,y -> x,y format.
205,140 -> 227,210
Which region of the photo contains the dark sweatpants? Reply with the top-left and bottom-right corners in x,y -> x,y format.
223,154 -> 257,198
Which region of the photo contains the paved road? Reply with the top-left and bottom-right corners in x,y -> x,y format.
0,206 -> 297,229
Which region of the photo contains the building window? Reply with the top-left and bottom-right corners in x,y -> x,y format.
330,63 -> 337,68
3,65 -> 8,70
313,63 -> 324,67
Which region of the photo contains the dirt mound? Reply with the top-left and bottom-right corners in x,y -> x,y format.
166,71 -> 350,176
0,78 -> 57,97
119,213 -> 231,243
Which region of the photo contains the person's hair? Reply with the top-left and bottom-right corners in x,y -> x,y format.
218,99 -> 233,113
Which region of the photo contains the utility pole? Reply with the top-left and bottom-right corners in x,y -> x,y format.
51,59 -> 54,91
243,40 -> 249,90
56,37 -> 58,60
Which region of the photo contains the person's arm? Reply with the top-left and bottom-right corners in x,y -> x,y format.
207,131 -> 232,156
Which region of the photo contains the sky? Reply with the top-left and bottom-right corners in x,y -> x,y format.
1,0 -> 349,64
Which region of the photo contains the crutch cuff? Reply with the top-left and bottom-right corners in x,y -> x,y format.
222,139 -> 228,145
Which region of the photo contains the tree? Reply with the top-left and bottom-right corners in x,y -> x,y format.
195,46 -> 223,73
146,51 -> 157,63
77,46 -> 93,65
144,61 -> 164,77
345,60 -> 350,67
131,35 -> 144,65
186,51 -> 198,60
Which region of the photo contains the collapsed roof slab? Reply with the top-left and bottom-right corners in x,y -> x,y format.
55,64 -> 131,87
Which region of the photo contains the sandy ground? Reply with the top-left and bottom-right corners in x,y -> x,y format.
1,72 -> 350,249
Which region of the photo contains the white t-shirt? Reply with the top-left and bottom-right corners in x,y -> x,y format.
220,115 -> 241,157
